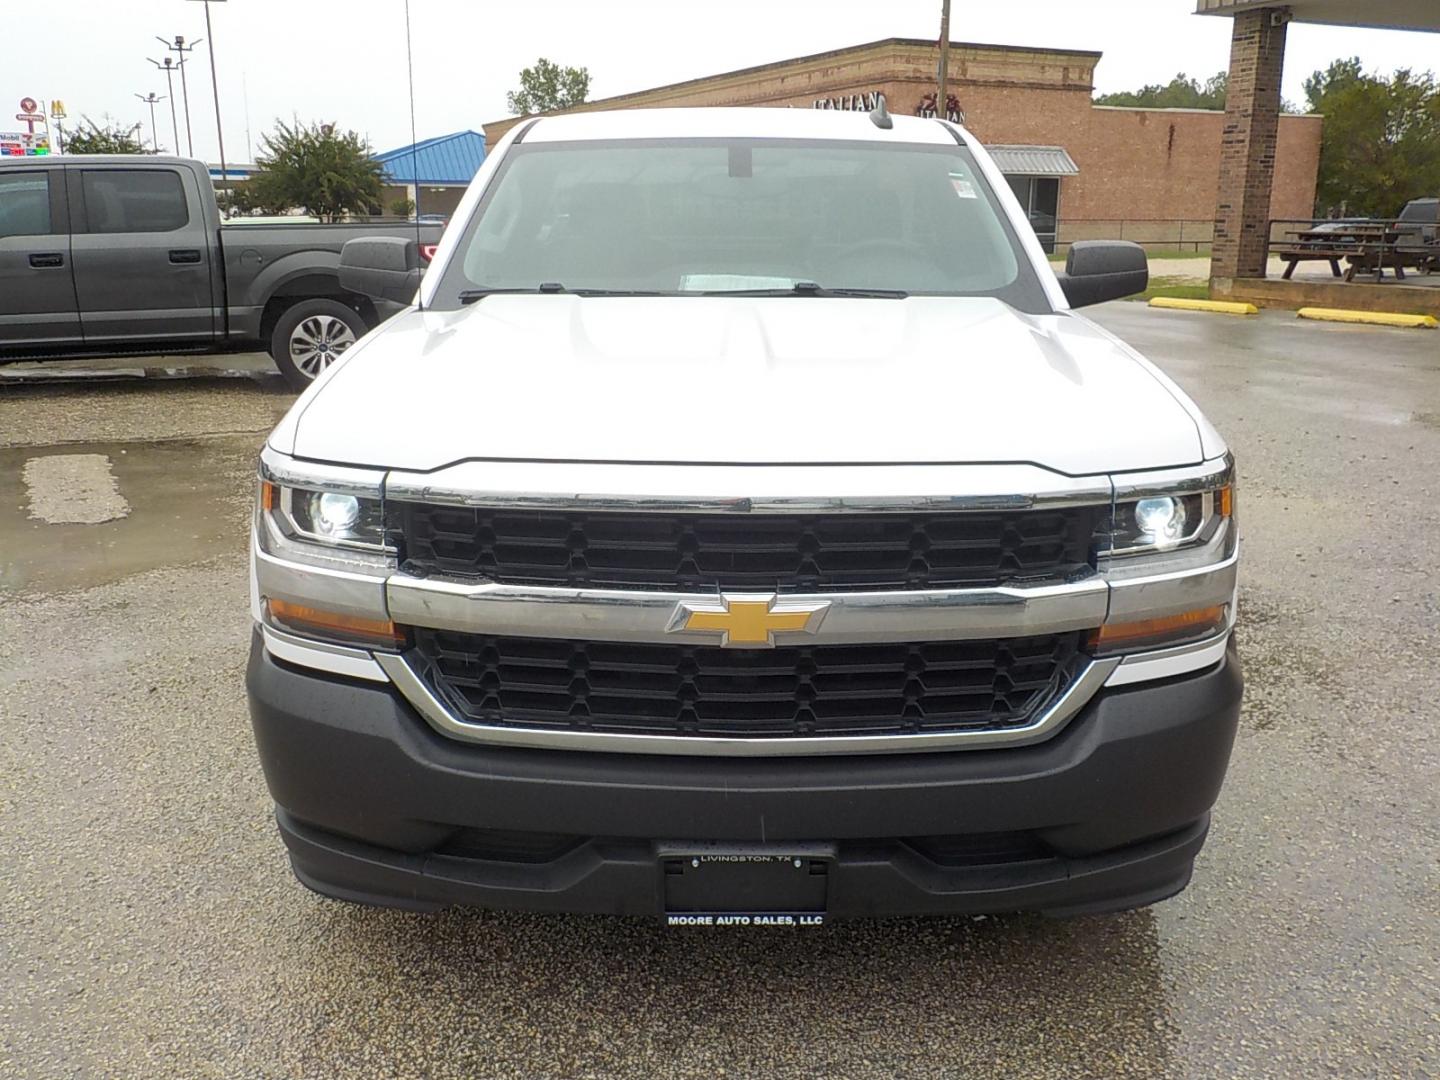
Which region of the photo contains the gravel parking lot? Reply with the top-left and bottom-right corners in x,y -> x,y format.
2,306 -> 1438,1079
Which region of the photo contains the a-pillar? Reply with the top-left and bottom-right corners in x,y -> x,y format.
1210,7 -> 1289,286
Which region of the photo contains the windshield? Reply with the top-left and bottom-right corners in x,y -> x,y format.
430,138 -> 1050,311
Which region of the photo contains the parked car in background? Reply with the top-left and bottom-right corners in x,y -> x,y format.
1397,197 -> 1439,271
1398,197 -> 1438,240
0,156 -> 442,387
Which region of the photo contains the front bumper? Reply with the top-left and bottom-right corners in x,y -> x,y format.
247,633 -> 1242,918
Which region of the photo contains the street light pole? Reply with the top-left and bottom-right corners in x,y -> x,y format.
189,0 -> 229,199
158,36 -> 197,156
134,92 -> 165,152
937,0 -> 952,123
149,56 -> 183,154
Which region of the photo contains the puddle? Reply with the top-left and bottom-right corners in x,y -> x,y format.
0,434 -> 261,595
0,365 -> 278,385
0,349 -> 278,386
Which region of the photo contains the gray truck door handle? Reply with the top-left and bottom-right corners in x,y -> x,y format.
169,249 -> 202,264
28,253 -> 64,268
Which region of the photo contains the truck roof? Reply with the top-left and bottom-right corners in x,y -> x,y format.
522,106 -> 965,146
0,154 -> 205,167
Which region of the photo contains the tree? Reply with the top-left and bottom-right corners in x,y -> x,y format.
507,58 -> 590,115
64,116 -> 145,154
1096,72 -> 1229,111
248,120 -> 384,222
1304,58 -> 1440,217
389,196 -> 416,218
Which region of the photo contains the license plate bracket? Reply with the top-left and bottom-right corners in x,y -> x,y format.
658,842 -> 833,927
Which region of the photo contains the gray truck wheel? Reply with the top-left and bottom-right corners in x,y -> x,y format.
270,299 -> 366,389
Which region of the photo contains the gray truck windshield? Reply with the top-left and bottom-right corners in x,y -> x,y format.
430,138 -> 1050,312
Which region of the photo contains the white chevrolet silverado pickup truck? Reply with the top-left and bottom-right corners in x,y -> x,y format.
246,106 -> 1241,922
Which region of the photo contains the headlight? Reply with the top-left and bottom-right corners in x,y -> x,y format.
259,478 -> 391,552
1094,459 -> 1238,655
1107,487 -> 1231,557
278,486 -> 388,549
253,454 -> 401,650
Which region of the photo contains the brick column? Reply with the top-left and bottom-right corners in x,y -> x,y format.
1211,8 -> 1289,285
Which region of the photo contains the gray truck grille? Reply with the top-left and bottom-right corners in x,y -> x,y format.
397,506 -> 1101,592
407,630 -> 1083,739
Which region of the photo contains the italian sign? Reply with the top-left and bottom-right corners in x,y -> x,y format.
812,89 -> 965,125
8,96 -> 52,154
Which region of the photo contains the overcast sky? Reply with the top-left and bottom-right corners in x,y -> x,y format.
8,0 -> 1439,162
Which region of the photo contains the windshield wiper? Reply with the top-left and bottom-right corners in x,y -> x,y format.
458,284 -> 675,304
699,282 -> 909,299
570,288 -> 673,297
458,282 -> 568,304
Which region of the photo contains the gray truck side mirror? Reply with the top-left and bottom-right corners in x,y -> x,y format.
339,237 -> 423,304
1056,241 -> 1149,308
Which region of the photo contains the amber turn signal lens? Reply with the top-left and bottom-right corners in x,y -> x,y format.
1089,604 -> 1228,654
260,480 -> 277,512
265,598 -> 405,649
1217,485 -> 1234,518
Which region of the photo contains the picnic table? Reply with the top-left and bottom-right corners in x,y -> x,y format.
1276,224 -> 1410,283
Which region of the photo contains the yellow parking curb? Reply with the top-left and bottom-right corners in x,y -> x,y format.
1296,307 -> 1438,329
1149,297 -> 1259,316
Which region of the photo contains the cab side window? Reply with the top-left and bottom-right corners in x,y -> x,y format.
0,172 -> 53,237
81,169 -> 189,233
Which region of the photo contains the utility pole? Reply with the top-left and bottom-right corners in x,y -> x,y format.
189,0 -> 229,198
243,70 -> 253,164
149,56 -> 183,155
937,0 -> 952,123
157,35 -> 198,156
134,92 -> 165,152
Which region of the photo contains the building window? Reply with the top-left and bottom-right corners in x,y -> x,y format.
1005,175 -> 1061,254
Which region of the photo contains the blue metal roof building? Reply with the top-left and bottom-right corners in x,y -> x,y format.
373,130 -> 486,186
373,130 -> 486,219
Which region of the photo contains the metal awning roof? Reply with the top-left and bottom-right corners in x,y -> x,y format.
984,145 -> 1080,177
373,130 -> 487,186
1196,0 -> 1440,32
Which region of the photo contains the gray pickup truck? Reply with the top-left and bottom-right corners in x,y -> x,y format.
0,155 -> 441,387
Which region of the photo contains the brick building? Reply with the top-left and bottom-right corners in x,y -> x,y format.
484,38 -> 1322,252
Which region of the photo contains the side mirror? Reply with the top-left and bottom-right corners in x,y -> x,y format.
1055,241 -> 1148,308
339,237 -> 423,303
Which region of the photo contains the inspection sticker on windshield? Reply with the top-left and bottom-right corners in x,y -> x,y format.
950,174 -> 978,199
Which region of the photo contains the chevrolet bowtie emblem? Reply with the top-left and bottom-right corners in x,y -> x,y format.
668,594 -> 830,648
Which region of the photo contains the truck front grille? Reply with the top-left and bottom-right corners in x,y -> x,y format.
397,505 -> 1101,592
407,629 -> 1083,739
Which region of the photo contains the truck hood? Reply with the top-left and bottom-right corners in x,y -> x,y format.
284,296 -> 1204,475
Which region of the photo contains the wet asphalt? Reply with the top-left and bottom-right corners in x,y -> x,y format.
1,308 -> 1437,1079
